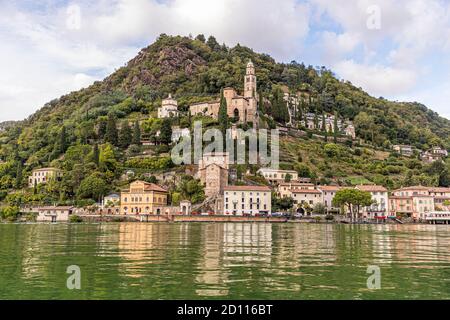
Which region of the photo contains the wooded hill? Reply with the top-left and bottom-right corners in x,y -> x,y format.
0,34 -> 449,206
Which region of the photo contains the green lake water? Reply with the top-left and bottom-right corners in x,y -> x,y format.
0,223 -> 449,300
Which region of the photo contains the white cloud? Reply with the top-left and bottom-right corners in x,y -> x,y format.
0,0 -> 310,122
334,60 -> 417,97
0,0 -> 449,122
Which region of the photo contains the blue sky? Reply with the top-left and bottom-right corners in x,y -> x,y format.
0,0 -> 449,122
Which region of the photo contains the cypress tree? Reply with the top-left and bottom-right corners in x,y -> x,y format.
58,126 -> 67,154
15,161 -> 23,189
98,118 -> 107,140
334,112 -> 338,144
106,114 -> 118,146
322,114 -> 326,132
92,143 -> 100,167
119,122 -> 132,149
160,119 -> 173,145
314,113 -> 319,130
259,91 -> 264,114
132,121 -> 141,145
218,89 -> 229,136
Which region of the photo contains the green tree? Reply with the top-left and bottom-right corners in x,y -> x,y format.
97,118 -> 107,140
206,36 -> 220,50
132,121 -> 141,145
15,160 -> 23,189
272,196 -> 294,212
1,206 -> 20,221
195,34 -> 206,43
218,89 -> 229,136
333,112 -> 339,144
92,143 -> 100,167
333,189 -> 374,222
118,122 -> 132,149
77,173 -> 109,202
160,119 -> 173,145
99,143 -> 118,173
58,126 -> 67,154
106,114 -> 118,146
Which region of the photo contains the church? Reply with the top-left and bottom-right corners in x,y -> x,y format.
190,61 -> 259,124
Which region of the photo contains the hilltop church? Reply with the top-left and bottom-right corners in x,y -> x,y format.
190,61 -> 259,124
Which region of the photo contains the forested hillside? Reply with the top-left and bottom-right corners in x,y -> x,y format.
0,34 -> 449,206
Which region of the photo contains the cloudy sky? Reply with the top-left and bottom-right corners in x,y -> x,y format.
0,0 -> 449,122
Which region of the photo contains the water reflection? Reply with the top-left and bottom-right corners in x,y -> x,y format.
0,223 -> 449,299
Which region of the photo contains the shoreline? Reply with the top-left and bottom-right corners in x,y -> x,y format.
4,214 -> 447,225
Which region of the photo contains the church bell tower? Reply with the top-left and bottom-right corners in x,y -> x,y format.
244,60 -> 257,98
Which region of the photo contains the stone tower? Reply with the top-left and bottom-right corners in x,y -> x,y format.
244,60 -> 257,98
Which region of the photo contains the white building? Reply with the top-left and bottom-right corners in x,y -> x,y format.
171,126 -> 190,143
102,193 -> 120,207
257,168 -> 299,185
318,185 -> 343,213
36,206 -> 73,223
28,167 -> 63,188
356,185 -> 389,219
292,189 -> 323,211
158,94 -> 179,118
224,186 -> 272,216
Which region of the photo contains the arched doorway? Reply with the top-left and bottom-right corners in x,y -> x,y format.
156,208 -> 161,215
234,108 -> 240,122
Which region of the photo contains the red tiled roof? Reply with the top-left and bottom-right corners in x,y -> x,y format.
292,189 -> 322,194
356,185 -> 388,192
429,187 -> 450,193
394,186 -> 431,192
224,185 -> 271,192
318,185 -> 343,191
143,183 -> 168,193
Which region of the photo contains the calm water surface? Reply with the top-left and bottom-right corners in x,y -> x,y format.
0,223 -> 449,300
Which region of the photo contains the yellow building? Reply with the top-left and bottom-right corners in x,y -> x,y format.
28,167 -> 63,188
120,181 -> 168,215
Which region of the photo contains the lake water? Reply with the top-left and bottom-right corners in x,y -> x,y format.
0,223 -> 449,300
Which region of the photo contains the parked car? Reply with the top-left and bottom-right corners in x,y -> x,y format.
271,212 -> 284,217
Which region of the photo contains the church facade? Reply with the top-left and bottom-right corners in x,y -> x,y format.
190,61 -> 259,124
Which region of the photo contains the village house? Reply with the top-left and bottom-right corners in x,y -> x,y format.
429,187 -> 450,210
356,185 -> 389,220
318,185 -> 343,213
189,61 -> 259,124
392,145 -> 414,157
36,206 -> 73,223
292,189 -> 323,212
257,168 -> 299,185
197,152 -> 229,198
223,185 -> 271,216
420,147 -> 448,163
100,193 -> 121,214
158,94 -> 179,118
171,126 -> 190,143
28,167 -> 63,188
390,186 -> 436,220
344,123 -> 356,140
120,181 -> 168,215
389,186 -> 449,218
276,182 -> 315,198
